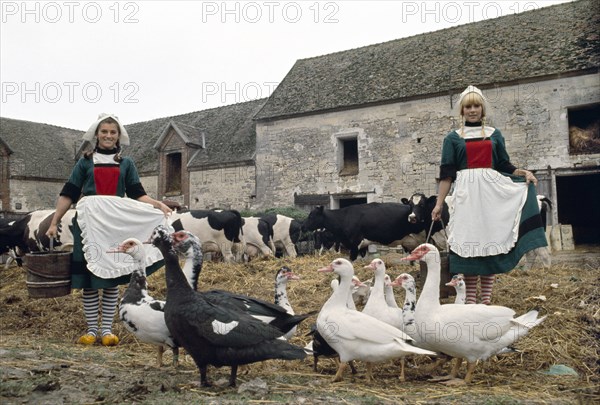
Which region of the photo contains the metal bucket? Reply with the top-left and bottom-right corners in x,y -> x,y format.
24,243 -> 72,298
418,251 -> 454,299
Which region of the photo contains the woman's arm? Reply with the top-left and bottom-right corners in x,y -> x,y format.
432,178 -> 452,221
46,195 -> 74,239
137,195 -> 172,216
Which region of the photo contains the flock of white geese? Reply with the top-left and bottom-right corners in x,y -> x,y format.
314,244 -> 546,385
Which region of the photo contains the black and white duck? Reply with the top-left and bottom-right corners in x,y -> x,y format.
109,238 -> 179,367
170,230 -> 314,336
150,225 -> 307,387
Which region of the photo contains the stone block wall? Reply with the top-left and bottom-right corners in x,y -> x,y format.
255,74 -> 600,210
188,165 -> 256,210
9,179 -> 63,212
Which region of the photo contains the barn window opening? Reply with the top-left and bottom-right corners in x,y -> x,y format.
166,152 -> 182,195
338,197 -> 367,208
568,103 -> 600,155
338,137 -> 359,176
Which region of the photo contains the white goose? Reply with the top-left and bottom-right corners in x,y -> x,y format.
316,258 -> 437,382
383,274 -> 399,308
351,276 -> 372,306
409,244 -> 547,384
445,274 -> 466,304
111,238 -> 178,367
362,259 -> 404,330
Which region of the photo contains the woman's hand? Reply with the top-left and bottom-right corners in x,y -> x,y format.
46,223 -> 59,239
516,169 -> 538,186
156,201 -> 173,217
431,205 -> 443,221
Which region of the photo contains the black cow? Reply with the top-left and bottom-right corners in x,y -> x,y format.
303,203 -> 416,261
170,209 -> 244,262
402,193 -> 450,238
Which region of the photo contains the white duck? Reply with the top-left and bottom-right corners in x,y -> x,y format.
274,266 -> 301,340
110,238 -> 179,367
409,244 -> 547,384
362,259 -> 404,330
331,276 -> 365,310
351,276 -> 372,306
383,274 -> 399,308
316,258 -> 437,382
446,274 -> 466,304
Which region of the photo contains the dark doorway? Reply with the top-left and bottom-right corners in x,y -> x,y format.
556,173 -> 600,244
339,197 -> 367,208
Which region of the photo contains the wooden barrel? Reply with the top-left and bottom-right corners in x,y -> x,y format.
23,251 -> 72,298
418,251 -> 455,299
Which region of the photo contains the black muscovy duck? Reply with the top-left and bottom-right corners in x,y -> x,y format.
170,229 -> 315,337
150,225 -> 307,387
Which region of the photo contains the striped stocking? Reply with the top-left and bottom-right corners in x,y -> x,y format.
100,287 -> 119,336
480,274 -> 495,305
82,288 -> 99,336
464,275 -> 478,304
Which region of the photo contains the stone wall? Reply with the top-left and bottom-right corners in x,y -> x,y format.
9,179 -> 63,212
188,164 -> 256,210
255,74 -> 600,210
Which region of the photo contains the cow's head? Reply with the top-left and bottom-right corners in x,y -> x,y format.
403,193 -> 427,224
303,206 -> 325,231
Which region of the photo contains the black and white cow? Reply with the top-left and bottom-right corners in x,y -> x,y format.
170,209 -> 244,263
260,214 -> 302,258
402,193 -> 450,235
537,195 -> 552,229
238,216 -> 275,261
303,203 -> 417,261
0,209 -> 76,263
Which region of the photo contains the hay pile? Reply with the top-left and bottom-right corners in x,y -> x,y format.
1,249 -> 599,402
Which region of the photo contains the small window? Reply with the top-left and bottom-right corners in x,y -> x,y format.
338,197 -> 367,208
568,103 -> 600,155
338,137 -> 359,176
166,153 -> 182,194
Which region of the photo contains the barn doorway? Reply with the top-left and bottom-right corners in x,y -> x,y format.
556,172 -> 600,244
338,197 -> 367,208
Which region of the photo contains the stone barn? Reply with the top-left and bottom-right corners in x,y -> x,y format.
252,0 -> 600,246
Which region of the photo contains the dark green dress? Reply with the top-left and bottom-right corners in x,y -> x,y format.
60,151 -> 163,289
439,127 -> 548,275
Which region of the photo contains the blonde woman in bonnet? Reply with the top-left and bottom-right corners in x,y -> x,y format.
431,86 -> 547,305
46,114 -> 172,346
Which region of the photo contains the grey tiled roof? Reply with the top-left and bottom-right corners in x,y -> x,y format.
125,98 -> 267,173
255,0 -> 600,121
1,99 -> 266,179
0,117 -> 83,179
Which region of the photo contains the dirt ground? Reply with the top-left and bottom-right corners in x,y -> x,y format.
1,246 -> 599,404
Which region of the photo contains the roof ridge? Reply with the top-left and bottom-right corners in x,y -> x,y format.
296,0 -> 574,62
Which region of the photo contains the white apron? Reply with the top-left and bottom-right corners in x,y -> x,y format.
447,168 -> 528,258
76,195 -> 170,279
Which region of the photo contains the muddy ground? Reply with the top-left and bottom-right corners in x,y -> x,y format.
1,247 -> 599,404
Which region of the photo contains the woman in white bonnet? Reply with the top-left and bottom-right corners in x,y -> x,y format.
46,114 -> 171,346
431,86 -> 547,305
